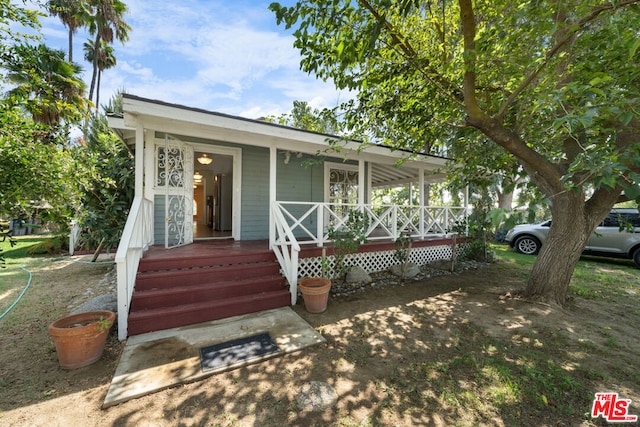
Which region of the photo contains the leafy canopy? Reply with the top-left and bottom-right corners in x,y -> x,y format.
270,0 -> 640,201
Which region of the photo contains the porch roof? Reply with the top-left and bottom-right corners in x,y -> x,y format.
109,94 -> 451,186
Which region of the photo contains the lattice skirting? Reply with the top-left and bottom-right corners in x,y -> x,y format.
296,243 -> 468,279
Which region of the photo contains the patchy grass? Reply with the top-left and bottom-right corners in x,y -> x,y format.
493,244 -> 640,300
0,243 -> 638,426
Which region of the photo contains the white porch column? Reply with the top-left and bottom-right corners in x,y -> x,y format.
144,130 -> 154,196
366,161 -> 372,204
269,146 -> 277,249
358,160 -> 365,207
464,185 -> 470,235
419,167 -> 425,237
135,122 -> 144,198
409,182 -> 413,207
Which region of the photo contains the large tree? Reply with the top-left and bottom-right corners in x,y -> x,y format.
83,39 -> 116,109
48,0 -> 86,62
81,0 -> 130,105
3,44 -> 87,133
271,0 -> 640,305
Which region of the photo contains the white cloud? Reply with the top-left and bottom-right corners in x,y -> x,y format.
42,0 -> 347,117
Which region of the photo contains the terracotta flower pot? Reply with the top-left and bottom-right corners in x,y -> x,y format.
299,278 -> 332,313
48,310 -> 115,369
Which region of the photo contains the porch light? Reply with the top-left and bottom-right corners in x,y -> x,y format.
197,154 -> 213,165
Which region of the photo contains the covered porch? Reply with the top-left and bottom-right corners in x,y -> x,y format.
112,95 -> 467,339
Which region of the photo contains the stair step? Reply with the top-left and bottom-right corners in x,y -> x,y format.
138,251 -> 276,272
127,290 -> 291,335
135,262 -> 281,290
130,275 -> 286,311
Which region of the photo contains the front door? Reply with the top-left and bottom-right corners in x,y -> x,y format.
157,136 -> 194,248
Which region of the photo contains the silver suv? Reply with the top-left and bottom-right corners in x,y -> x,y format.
505,208 -> 640,267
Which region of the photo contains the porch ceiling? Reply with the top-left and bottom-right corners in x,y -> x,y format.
371,163 -> 446,187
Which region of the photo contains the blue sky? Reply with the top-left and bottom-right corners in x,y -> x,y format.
40,0 -> 349,118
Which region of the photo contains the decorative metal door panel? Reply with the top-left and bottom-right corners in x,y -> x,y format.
157,136 -> 193,248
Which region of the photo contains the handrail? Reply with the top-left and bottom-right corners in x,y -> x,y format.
271,203 -> 301,305
273,201 -> 467,246
270,201 -> 467,304
114,196 -> 153,340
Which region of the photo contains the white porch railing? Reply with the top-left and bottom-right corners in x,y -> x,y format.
271,201 -> 467,303
115,196 -> 153,340
271,204 -> 301,305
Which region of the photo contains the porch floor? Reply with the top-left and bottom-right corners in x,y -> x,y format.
142,234 -> 457,261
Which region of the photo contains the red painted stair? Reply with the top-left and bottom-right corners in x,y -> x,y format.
127,249 -> 290,336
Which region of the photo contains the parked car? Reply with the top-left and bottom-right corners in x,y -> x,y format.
505,208 -> 640,267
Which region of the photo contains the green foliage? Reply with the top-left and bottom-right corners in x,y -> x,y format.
74,112 -> 134,252
0,105 -> 84,231
327,209 -> 369,278
267,100 -> 340,134
0,1 -> 42,46
2,43 -> 87,131
96,315 -> 111,332
25,236 -> 64,254
393,232 -> 412,264
0,224 -> 16,268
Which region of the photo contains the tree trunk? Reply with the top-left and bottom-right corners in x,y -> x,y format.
522,190 -> 615,305
523,196 -> 587,305
96,70 -> 101,111
497,190 -> 514,210
68,29 -> 73,62
88,37 -> 100,104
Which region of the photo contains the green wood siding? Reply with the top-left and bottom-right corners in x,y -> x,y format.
149,134 -> 363,241
240,145 -> 270,239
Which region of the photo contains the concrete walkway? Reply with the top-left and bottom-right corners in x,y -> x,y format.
103,307 -> 325,408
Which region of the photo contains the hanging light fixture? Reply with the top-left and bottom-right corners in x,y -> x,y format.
197,153 -> 213,165
193,171 -> 203,181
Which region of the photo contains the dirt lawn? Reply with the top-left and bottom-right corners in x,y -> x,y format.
1,254 -> 639,426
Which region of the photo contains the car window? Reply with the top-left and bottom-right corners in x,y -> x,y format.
602,214 -> 619,227
620,213 -> 640,227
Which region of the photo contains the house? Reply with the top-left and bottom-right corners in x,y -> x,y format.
109,94 -> 468,340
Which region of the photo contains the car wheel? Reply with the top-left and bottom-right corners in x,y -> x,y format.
633,248 -> 640,268
514,235 -> 541,255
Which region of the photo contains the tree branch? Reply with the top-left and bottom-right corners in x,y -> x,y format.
458,0 -> 483,120
357,0 -> 464,107
497,0 -> 640,118
458,0 -> 565,194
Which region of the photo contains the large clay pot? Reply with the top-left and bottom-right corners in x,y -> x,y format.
298,278 -> 332,313
48,310 -> 115,369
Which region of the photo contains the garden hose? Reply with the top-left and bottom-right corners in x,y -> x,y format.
0,257 -> 113,320
50,257 -> 114,265
0,266 -> 32,320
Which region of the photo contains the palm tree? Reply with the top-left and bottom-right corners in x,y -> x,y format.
83,39 -> 116,110
81,0 -> 131,105
48,0 -> 87,62
4,44 -> 87,128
